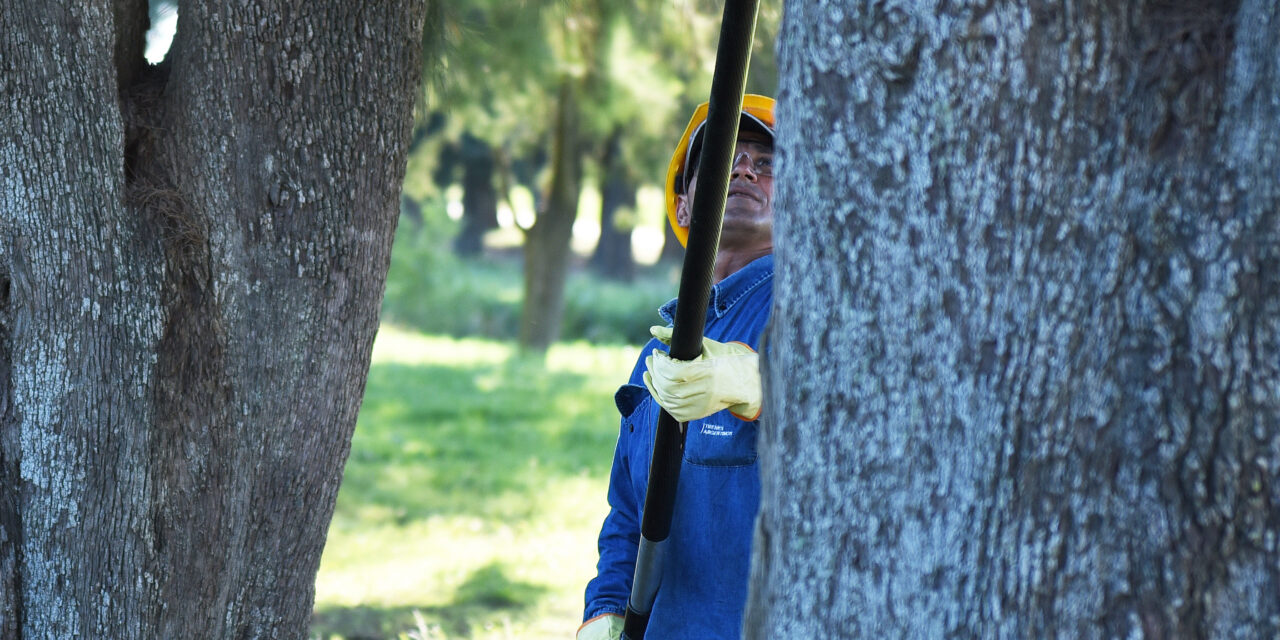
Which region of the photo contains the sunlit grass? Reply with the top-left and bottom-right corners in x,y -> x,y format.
312,327 -> 639,639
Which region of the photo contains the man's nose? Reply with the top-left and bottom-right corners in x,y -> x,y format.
730,151 -> 757,181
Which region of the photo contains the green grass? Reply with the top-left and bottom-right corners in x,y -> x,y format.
311,327 -> 640,640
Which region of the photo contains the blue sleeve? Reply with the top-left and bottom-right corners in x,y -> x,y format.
582,420 -> 641,621
583,342 -> 661,621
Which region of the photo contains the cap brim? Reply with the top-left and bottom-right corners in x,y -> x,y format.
682,112 -> 776,190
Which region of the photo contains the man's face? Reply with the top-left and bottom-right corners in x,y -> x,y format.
677,129 -> 774,244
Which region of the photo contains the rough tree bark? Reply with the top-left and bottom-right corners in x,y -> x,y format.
520,78 -> 582,352
749,1 -> 1279,638
1,1 -> 426,638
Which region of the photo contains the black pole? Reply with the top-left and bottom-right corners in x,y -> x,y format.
621,1 -> 759,638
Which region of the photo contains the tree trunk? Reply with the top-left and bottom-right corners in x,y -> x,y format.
750,1 -> 1280,638
453,133 -> 499,256
519,78 -> 582,352
1,1 -> 426,638
590,127 -> 636,281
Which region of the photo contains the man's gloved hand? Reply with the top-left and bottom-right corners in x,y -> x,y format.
576,614 -> 624,640
642,325 -> 762,422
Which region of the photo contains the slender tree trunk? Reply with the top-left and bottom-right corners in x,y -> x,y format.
1,1 -> 427,637
590,127 -> 636,281
520,78 -> 582,352
750,1 -> 1280,638
453,133 -> 499,256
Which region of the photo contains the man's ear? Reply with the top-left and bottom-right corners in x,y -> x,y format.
676,194 -> 692,228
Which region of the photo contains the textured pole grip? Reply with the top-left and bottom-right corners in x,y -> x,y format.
621,1 -> 760,637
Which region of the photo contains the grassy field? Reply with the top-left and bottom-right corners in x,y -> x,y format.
310,326 -> 641,639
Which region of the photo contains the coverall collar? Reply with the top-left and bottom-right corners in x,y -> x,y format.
659,254 -> 774,324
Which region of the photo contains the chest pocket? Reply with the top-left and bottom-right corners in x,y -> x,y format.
683,417 -> 757,467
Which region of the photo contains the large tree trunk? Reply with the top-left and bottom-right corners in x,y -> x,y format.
1,1 -> 426,638
520,79 -> 582,352
750,1 -> 1280,638
590,127 -> 636,281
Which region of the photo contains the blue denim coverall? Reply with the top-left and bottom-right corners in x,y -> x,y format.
583,255 -> 773,639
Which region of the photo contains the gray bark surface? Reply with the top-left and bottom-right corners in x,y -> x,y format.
749,1 -> 1280,638
1,1 -> 426,638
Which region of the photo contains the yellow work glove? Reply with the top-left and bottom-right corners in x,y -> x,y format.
642,325 -> 762,422
576,614 -> 623,640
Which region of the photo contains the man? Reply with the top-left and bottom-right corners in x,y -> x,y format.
578,95 -> 776,640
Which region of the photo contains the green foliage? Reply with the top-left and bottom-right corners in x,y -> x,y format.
417,0 -> 780,192
560,269 -> 678,344
311,329 -> 639,639
382,213 -> 678,345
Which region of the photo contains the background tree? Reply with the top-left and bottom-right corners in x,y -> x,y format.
516,0 -> 784,349
452,132 -> 501,256
589,125 -> 638,281
514,0 -> 661,351
749,1 -> 1280,637
416,0 -> 779,351
1,0 -> 428,637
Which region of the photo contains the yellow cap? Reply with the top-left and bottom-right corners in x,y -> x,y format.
664,94 -> 776,247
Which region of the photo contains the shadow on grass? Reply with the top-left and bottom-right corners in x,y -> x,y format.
333,356 -> 623,527
311,563 -> 548,640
